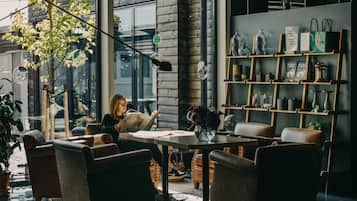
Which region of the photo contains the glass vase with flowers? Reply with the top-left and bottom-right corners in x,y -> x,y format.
186,105 -> 222,142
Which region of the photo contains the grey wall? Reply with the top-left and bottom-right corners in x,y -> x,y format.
230,3 -> 351,174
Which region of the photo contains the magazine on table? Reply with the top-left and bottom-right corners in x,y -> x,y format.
128,130 -> 194,139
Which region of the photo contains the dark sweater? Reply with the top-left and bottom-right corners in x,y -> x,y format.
101,113 -> 162,165
101,114 -> 123,142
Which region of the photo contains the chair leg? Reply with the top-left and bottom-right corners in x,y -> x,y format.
194,182 -> 200,189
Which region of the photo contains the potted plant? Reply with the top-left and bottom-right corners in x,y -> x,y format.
307,121 -> 323,131
0,83 -> 23,196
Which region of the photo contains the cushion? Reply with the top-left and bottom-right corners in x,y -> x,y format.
234,122 -> 274,138
281,127 -> 322,144
71,127 -> 86,136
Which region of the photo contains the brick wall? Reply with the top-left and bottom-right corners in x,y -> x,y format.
157,0 -> 214,129
156,0 -> 179,129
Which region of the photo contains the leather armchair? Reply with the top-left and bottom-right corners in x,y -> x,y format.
233,122 -> 275,158
84,121 -> 161,188
280,127 -> 323,144
22,130 -> 113,201
22,130 -> 61,201
53,140 -> 156,201
210,143 -> 322,201
191,122 -> 273,189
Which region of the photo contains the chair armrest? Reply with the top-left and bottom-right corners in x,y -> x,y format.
66,133 -> 113,146
29,144 -> 55,158
91,143 -> 120,158
210,150 -> 256,173
88,149 -> 152,173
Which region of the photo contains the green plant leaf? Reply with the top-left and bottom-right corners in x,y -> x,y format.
15,119 -> 24,131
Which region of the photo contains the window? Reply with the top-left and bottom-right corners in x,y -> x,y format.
114,3 -> 157,114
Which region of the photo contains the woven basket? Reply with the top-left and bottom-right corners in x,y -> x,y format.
191,152 -> 214,189
150,160 -> 161,188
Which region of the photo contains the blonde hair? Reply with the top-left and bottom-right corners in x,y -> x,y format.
110,94 -> 126,119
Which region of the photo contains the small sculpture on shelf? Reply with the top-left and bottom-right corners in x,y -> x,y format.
288,97 -> 296,111
229,32 -> 239,56
311,89 -> 320,112
252,92 -> 260,108
265,72 -> 273,82
241,66 -> 249,80
254,29 -> 267,55
237,34 -> 250,56
277,97 -> 287,110
255,71 -> 262,82
322,90 -> 332,112
262,93 -> 272,109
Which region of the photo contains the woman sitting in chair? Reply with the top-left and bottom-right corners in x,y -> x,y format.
101,94 -> 162,166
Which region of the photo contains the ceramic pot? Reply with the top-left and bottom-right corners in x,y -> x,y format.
0,171 -> 10,197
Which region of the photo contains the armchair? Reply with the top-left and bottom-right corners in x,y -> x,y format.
53,140 -> 156,201
22,130 -> 113,201
280,127 -> 323,144
210,143 -> 322,201
85,121 -> 161,188
22,130 -> 61,201
191,122 -> 273,189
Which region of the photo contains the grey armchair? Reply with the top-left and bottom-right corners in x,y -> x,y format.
210,143 -> 321,201
53,139 -> 156,201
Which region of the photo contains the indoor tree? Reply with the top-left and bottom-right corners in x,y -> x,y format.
2,0 -> 96,139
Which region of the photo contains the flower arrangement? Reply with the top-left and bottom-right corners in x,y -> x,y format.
186,105 -> 222,131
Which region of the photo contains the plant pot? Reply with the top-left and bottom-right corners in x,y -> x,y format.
0,171 -> 10,197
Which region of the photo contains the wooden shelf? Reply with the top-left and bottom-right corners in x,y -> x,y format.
304,51 -> 338,56
222,104 -> 244,110
270,108 -> 298,114
272,80 -> 300,85
250,54 -> 275,58
247,81 -> 272,85
225,14 -> 345,194
301,80 -> 341,85
298,110 -> 333,116
244,106 -> 270,112
275,53 -> 303,57
226,55 -> 250,59
224,80 -> 247,84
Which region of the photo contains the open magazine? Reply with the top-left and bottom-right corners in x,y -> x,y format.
128,130 -> 194,139
119,109 -> 159,132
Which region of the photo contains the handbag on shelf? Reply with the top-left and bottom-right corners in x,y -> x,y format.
310,18 -> 339,52
300,18 -> 318,52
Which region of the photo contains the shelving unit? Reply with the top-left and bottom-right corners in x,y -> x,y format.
223,30 -> 346,193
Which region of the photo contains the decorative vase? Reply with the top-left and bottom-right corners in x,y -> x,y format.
194,125 -> 208,142
206,129 -> 216,142
311,90 -> 319,112
323,90 -> 330,112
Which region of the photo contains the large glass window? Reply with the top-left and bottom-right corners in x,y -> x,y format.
114,3 -> 157,114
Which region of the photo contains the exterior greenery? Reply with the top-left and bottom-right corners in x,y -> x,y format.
2,0 -> 96,71
0,82 -> 23,172
2,0 -> 96,139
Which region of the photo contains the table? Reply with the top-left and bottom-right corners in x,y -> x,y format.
155,135 -> 257,201
120,132 -> 257,201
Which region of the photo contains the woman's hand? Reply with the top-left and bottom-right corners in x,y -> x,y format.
114,120 -> 126,131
